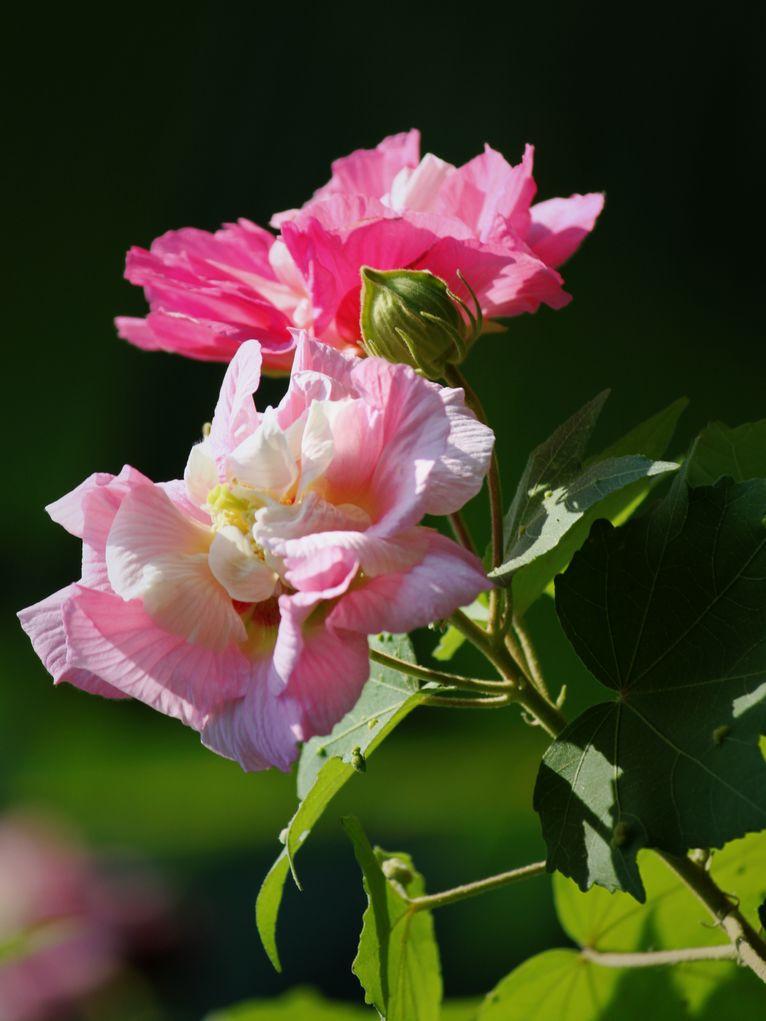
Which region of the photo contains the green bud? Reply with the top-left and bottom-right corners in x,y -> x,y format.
359,267 -> 481,379
350,746 -> 366,773
382,857 -> 414,885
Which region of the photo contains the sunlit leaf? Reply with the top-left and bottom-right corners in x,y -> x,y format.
433,594 -> 488,662
343,816 -> 442,1021
256,635 -> 423,970
536,477 -> 766,898
511,398 -> 688,615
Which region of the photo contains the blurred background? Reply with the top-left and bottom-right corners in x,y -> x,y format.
3,1 -> 764,1017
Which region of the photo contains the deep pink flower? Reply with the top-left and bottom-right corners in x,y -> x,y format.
117,131 -> 603,372
19,336 -> 493,771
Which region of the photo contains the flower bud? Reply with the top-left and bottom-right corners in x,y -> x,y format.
360,267 -> 481,379
382,857 -> 414,885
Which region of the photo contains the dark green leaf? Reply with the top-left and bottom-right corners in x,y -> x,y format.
686,419 -> 766,486
536,477 -> 766,898
343,816 -> 442,1021
256,635 -> 422,970
512,398 -> 688,615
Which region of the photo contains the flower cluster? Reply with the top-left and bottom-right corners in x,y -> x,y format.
19,335 -> 493,770
20,131 -> 601,772
116,130 -> 603,373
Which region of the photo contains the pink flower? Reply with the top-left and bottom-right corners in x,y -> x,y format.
0,813 -> 170,1021
116,131 -> 603,372
19,337 -> 493,771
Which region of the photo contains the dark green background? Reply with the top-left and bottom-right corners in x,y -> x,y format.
4,2 -> 764,1017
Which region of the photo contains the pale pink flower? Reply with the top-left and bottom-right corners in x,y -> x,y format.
117,131 -> 603,372
19,337 -> 493,771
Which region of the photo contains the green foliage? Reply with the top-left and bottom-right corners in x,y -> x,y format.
343,816 -> 442,1021
476,949 -> 621,1020
686,419 -> 766,485
204,987 -> 368,1019
536,475 -> 766,898
511,397 -> 688,615
256,635 -> 423,970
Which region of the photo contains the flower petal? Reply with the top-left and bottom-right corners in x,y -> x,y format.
208,526 -> 277,603
63,587 -> 248,727
528,192 -> 605,268
330,529 -> 491,635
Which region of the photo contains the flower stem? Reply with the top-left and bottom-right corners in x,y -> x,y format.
448,610 -> 568,737
444,365 -> 505,637
420,692 -> 512,710
448,511 -> 477,556
405,860 -> 547,912
656,850 -> 766,983
512,618 -> 551,700
368,647 -> 508,696
581,944 -> 737,968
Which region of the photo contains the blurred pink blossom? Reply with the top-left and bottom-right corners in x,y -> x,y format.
19,336 -> 493,771
0,814 -> 169,1021
117,131 -> 603,372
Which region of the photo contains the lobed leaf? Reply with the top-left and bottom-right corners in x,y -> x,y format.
536,476 -> 766,899
256,634 -> 423,970
343,816 -> 442,1021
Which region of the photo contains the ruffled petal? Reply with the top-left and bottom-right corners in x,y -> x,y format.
63,587 -> 249,728
208,527 -> 277,603
528,193 -> 605,268
329,529 -> 491,635
17,586 -> 128,699
421,385 -> 495,515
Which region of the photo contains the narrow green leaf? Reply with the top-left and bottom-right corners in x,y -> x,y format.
686,419 -> 766,486
343,816 -> 442,1021
512,398 -> 689,614
256,634 -> 422,970
536,477 -> 766,899
492,454 -> 677,583
500,390 -> 610,563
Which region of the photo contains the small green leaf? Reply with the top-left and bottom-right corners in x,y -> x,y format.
686,419 -> 766,486
433,594 -> 488,662
256,634 -> 423,970
536,477 -> 766,899
512,398 -> 688,615
343,816 -> 442,1021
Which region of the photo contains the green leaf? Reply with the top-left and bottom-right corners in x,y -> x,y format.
256,634 -> 423,971
433,594 -> 488,662
204,987 -> 370,1019
477,949 -> 619,1020
343,816 -> 442,1021
512,398 -> 688,615
536,477 -> 766,899
553,836 -> 766,1016
686,419 -> 766,486
554,838 -> 766,952
491,454 -> 678,584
